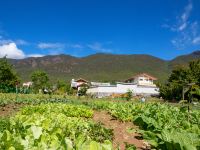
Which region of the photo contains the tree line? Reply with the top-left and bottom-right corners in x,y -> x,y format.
0,57 -> 74,95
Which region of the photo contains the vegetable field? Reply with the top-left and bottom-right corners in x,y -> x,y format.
0,93 -> 200,150
85,101 -> 200,149
0,103 -> 113,149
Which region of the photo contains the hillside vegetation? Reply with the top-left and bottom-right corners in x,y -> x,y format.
10,51 -> 200,82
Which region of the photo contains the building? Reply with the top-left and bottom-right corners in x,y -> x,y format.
71,78 -> 89,89
125,73 -> 157,87
87,73 -> 159,98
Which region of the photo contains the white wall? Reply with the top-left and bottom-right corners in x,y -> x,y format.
134,86 -> 159,95
87,86 -> 118,98
87,83 -> 159,98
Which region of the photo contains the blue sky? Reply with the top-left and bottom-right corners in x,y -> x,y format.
0,0 -> 200,60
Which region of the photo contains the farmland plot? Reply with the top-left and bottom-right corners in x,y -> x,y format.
85,101 -> 200,150
0,103 -> 113,150
0,94 -> 200,150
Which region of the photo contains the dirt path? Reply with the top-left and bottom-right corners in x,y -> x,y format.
93,111 -> 149,150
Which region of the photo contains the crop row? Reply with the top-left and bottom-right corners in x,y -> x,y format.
83,101 -> 200,150
0,93 -> 71,106
0,103 -> 113,150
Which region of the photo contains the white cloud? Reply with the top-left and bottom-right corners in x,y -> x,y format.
167,1 -> 193,32
27,54 -> 44,58
0,39 -> 13,45
173,0 -> 193,32
0,42 -> 44,59
0,43 -> 25,59
15,39 -> 29,46
163,0 -> 200,49
178,22 -> 187,31
0,38 -> 29,46
69,44 -> 83,49
181,1 -> 193,21
38,42 -> 65,50
192,36 -> 200,44
87,42 -> 112,53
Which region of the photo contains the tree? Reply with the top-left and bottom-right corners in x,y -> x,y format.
55,80 -> 74,95
189,85 -> 200,101
78,87 -> 87,96
0,57 -> 19,91
78,85 -> 88,96
31,70 -> 49,93
189,60 -> 200,84
168,66 -> 190,83
125,89 -> 132,101
159,60 -> 200,101
65,83 -> 74,95
159,82 -> 182,101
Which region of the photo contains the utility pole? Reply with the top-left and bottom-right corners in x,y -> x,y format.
185,83 -> 195,121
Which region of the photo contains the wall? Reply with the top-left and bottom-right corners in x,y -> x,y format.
87,83 -> 159,98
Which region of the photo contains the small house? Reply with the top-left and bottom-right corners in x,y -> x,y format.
71,78 -> 89,89
125,73 -> 157,87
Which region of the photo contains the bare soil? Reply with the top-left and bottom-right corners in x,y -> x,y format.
0,103 -> 24,117
93,111 -> 149,150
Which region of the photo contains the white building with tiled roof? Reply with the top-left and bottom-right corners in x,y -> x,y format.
125,73 -> 157,87
71,78 -> 89,89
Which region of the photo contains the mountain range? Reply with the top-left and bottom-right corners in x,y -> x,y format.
9,50 -> 200,83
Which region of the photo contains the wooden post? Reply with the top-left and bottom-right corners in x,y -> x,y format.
16,84 -> 18,94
